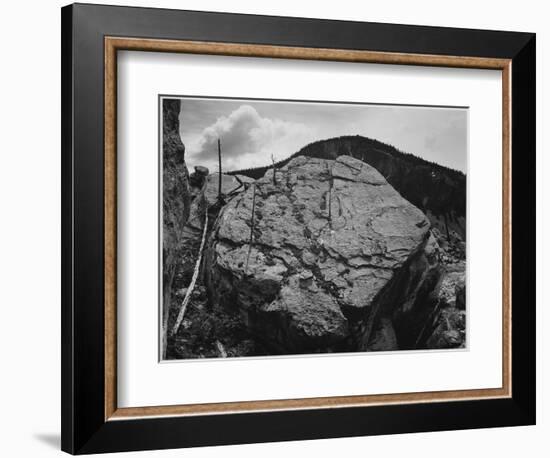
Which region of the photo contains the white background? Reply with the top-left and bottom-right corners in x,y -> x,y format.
118,52 -> 502,407
0,0 -> 545,457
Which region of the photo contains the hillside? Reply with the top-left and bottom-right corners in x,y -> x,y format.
230,135 -> 466,238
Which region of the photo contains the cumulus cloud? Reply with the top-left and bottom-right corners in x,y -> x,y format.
186,105 -> 316,171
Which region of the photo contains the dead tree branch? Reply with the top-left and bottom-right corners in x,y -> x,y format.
271,154 -> 277,185
171,200 -> 209,337
215,340 -> 228,358
218,138 -> 222,200
244,183 -> 257,275
328,177 -> 333,228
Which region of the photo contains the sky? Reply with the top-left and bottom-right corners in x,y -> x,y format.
173,96 -> 467,174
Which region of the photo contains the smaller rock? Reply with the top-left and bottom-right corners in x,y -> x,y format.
427,329 -> 463,349
194,165 -> 210,176
426,308 -> 466,349
437,263 -> 466,309
259,275 -> 349,352
204,173 -> 250,204
176,287 -> 188,298
192,285 -> 206,300
189,173 -> 205,189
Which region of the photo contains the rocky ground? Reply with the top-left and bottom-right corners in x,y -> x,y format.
166,284 -> 270,359
165,168 -> 270,359
165,155 -> 466,359
425,228 -> 466,349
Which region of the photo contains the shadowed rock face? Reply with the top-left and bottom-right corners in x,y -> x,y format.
162,99 -> 191,355
366,231 -> 444,350
424,260 -> 466,349
163,98 -> 190,250
206,155 -> 442,353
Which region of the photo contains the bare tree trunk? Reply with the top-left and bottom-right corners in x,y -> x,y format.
328,185 -> 332,221
171,201 -> 209,337
244,183 -> 257,275
328,177 -> 333,228
218,138 -> 222,199
443,212 -> 451,241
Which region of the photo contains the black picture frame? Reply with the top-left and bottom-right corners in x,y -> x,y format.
61,3 -> 535,454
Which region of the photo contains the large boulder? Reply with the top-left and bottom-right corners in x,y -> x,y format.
206,155 -> 441,353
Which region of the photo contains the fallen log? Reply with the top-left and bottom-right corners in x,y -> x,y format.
171,200 -> 209,336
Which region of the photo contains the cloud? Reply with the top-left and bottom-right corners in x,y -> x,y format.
186,105 -> 316,171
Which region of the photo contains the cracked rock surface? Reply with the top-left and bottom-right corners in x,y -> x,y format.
206,155 -> 435,353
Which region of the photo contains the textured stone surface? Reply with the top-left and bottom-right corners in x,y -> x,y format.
206,155 -> 438,353
204,173 -> 254,206
194,165 -> 210,176
426,307 -> 466,349
372,232 -> 444,350
437,262 -> 466,309
162,99 -> 191,355
422,261 -> 466,349
260,275 -> 349,352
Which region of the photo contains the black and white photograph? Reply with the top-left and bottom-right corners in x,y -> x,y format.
161,96 -> 467,360
0,0 -> 542,456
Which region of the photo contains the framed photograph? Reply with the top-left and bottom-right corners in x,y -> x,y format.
61,3 -> 536,454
